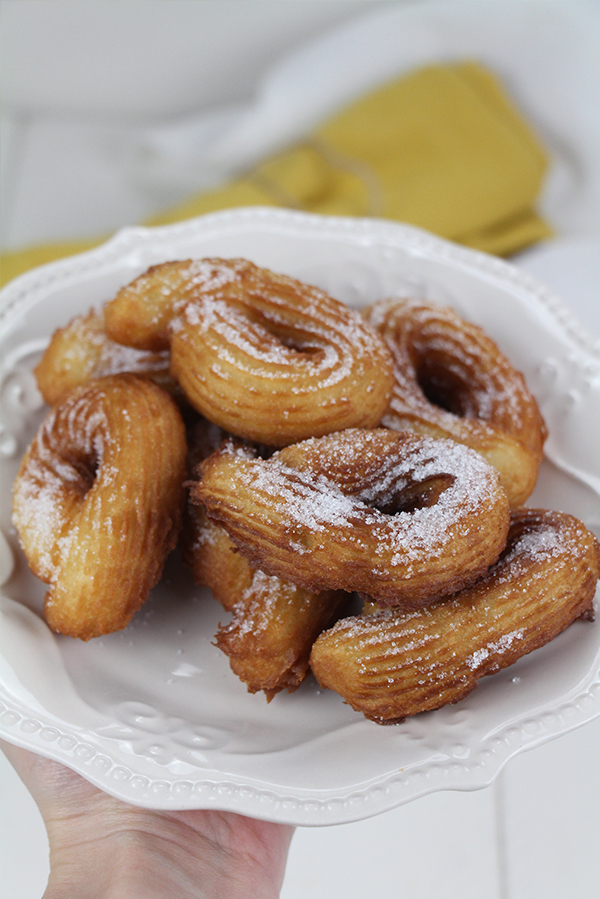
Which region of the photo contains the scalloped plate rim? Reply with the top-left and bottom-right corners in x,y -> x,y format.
1,207 -> 599,826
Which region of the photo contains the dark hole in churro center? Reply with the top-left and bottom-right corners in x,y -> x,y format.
416,358 -> 472,417
276,335 -> 322,357
244,308 -> 324,359
70,453 -> 99,496
375,473 -> 456,515
58,437 -> 102,497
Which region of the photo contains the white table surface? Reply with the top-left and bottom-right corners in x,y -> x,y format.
1,3 -> 599,897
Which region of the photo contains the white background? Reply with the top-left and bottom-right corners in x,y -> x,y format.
1,3 -> 599,897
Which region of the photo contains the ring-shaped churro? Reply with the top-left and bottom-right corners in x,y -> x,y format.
364,298 -> 547,506
193,428 -> 511,609
12,374 -> 187,639
104,258 -> 394,446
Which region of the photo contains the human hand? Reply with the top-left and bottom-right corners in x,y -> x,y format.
1,740 -> 294,899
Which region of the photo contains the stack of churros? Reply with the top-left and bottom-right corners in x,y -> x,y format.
12,258 -> 599,722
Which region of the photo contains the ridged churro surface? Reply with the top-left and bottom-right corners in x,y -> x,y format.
35,308 -> 170,405
105,258 -> 394,446
12,375 -> 187,639
193,428 -> 510,608
365,298 -> 546,506
310,509 -> 599,723
182,419 -> 344,697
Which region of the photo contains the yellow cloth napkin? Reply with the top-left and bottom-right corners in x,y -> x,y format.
0,61 -> 553,289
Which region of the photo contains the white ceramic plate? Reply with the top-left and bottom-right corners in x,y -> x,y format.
1,208 -> 599,826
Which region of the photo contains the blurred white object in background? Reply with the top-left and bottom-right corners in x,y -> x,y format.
1,0 -> 384,117
2,0 -> 599,248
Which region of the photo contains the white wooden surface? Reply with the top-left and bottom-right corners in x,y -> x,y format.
1,3 -> 599,897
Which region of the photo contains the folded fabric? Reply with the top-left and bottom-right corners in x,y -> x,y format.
0,61 -> 553,289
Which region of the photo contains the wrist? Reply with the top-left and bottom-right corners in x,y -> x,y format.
43,808 -> 293,899
43,821 -> 205,899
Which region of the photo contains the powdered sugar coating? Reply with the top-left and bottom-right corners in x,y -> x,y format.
196,428 -> 511,607
11,375 -> 187,640
105,258 -> 394,445
309,509 -> 600,722
365,297 -> 547,506
34,308 -> 170,405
